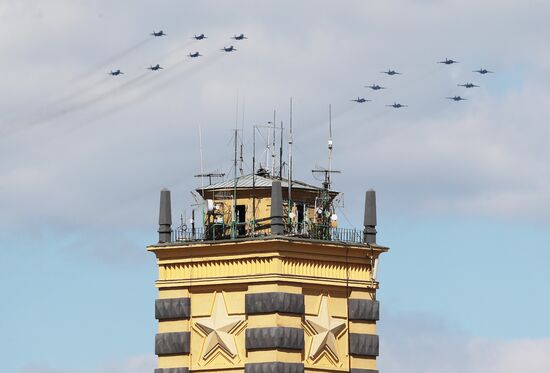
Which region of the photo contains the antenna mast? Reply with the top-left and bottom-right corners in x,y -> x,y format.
279,120 -> 283,179
232,128 -> 238,238
328,104 -> 333,187
271,110 -> 276,176
252,125 -> 256,232
288,98 -> 293,206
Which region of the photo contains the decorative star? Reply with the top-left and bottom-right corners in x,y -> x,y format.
194,292 -> 245,359
305,295 -> 347,361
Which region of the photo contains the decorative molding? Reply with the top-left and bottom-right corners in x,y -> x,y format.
159,257 -> 370,284
245,362 -> 305,373
246,292 -> 304,315
246,327 -> 304,350
281,258 -> 368,282
348,299 -> 379,321
155,298 -> 191,320
160,257 -> 273,281
155,332 -> 190,355
349,333 -> 379,357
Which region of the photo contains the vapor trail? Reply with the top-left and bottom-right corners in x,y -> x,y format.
79,53 -> 224,126
70,37 -> 153,83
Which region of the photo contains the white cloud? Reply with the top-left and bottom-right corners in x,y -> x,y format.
380,313 -> 550,373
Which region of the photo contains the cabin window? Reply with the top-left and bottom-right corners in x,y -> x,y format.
236,205 -> 246,236
297,203 -> 305,223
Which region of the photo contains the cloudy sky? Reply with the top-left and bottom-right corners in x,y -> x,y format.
1,0 -> 549,372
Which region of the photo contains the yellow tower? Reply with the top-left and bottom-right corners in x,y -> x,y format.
148,173 -> 388,373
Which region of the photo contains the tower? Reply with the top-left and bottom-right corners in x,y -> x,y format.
148,173 -> 388,373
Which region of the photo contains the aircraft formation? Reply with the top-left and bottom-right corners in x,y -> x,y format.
352,57 -> 495,108
108,30 -> 247,76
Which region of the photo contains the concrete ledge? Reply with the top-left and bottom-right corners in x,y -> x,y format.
246,292 -> 305,315
245,362 -> 304,373
349,333 -> 379,356
155,332 -> 190,355
155,298 -> 191,320
154,368 -> 189,373
246,327 -> 304,350
348,299 -> 380,321
350,369 -> 379,373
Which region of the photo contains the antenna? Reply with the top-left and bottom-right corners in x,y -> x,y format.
279,120 -> 283,179
311,104 -> 340,233
232,128 -> 238,238
271,110 -> 276,175
328,104 -> 333,185
194,172 -> 225,185
252,124 -> 256,231
288,98 -> 293,206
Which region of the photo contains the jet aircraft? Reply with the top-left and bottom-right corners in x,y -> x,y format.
194,34 -> 207,40
232,34 -> 248,40
189,52 -> 202,58
109,69 -> 124,76
151,30 -> 166,37
221,46 -> 237,52
366,84 -> 386,90
147,64 -> 163,71
446,96 -> 467,101
387,102 -> 407,108
351,97 -> 371,103
457,83 -> 479,88
473,68 -> 493,74
439,58 -> 459,65
381,69 -> 401,76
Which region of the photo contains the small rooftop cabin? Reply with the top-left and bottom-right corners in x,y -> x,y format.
160,169 -> 378,246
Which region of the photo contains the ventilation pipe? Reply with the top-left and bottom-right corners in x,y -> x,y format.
363,189 -> 377,244
158,188 -> 172,243
271,180 -> 284,235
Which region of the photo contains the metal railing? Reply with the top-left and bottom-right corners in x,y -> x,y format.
171,222 -> 365,245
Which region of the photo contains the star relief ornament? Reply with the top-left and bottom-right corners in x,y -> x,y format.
305,295 -> 347,362
194,292 -> 245,360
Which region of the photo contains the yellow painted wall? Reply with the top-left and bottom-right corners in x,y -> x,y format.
151,238 -> 387,372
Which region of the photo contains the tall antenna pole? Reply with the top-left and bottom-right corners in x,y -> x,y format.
232,128 -> 238,239
279,120 -> 283,179
252,125 -> 256,232
328,104 -> 333,188
271,110 -> 276,176
288,98 -> 293,208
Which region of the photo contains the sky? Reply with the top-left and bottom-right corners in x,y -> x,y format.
1,0 -> 549,372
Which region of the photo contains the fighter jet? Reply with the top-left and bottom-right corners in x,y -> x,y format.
438,58 -> 459,65
221,45 -> 237,52
147,64 -> 163,71
381,69 -> 401,76
194,34 -> 207,40
473,68 -> 493,74
387,102 -> 407,108
446,96 -> 467,101
457,83 -> 479,88
365,84 -> 386,90
151,30 -> 166,37
351,97 -> 371,103
109,69 -> 124,76
189,52 -> 202,58
232,34 -> 248,40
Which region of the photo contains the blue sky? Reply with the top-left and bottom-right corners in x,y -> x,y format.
1,0 -> 549,372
